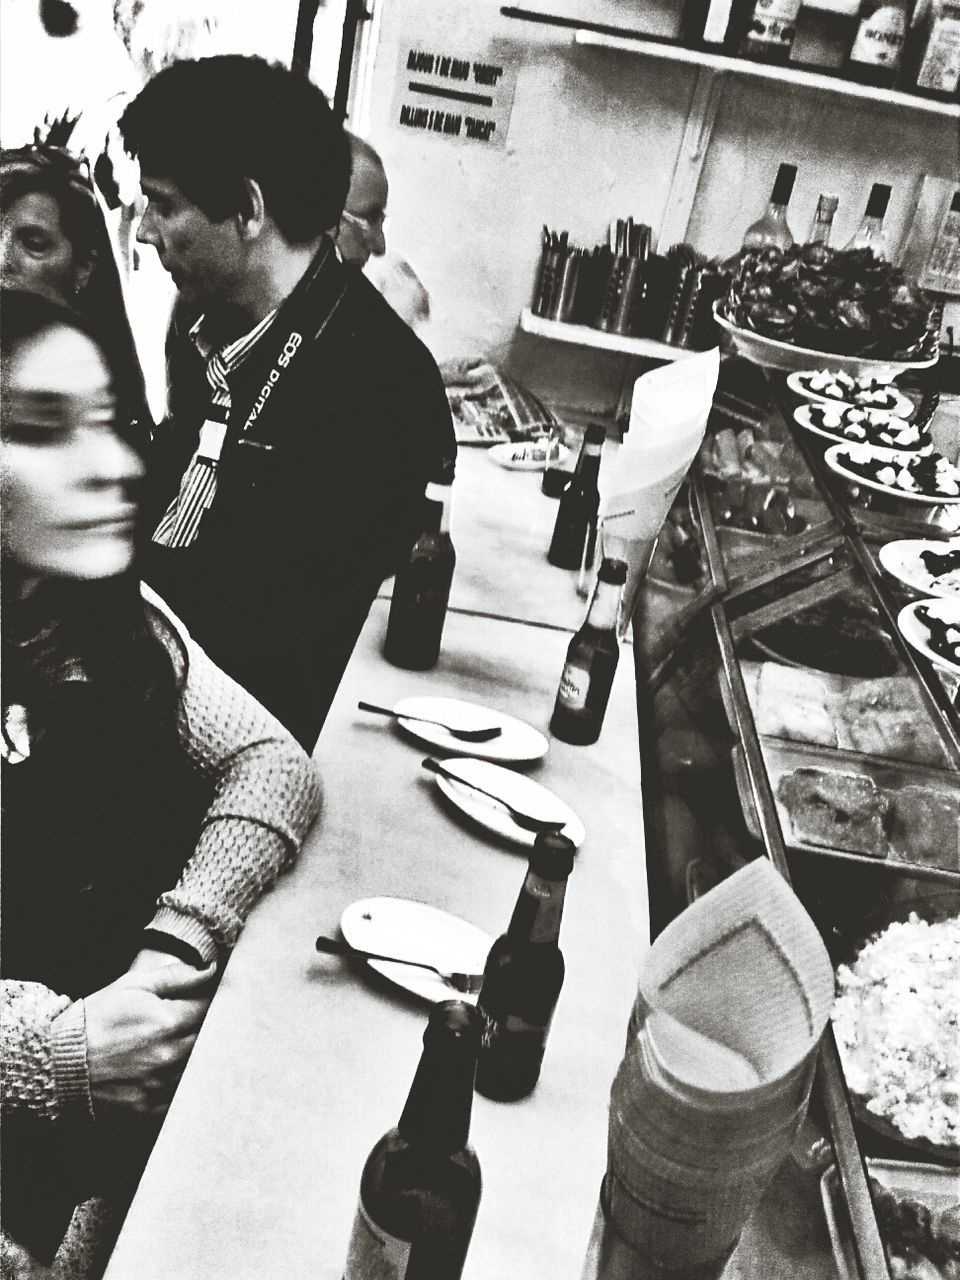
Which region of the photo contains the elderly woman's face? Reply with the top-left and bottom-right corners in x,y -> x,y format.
2,324 -> 143,588
0,191 -> 81,301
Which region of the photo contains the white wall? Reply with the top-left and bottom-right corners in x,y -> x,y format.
354,0 -> 959,414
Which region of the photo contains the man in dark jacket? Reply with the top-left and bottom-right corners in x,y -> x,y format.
119,56 -> 456,750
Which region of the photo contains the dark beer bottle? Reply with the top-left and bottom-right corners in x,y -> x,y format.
547,424 -> 605,569
384,459 -> 456,670
550,557 -> 626,746
342,1001 -> 482,1280
475,831 -> 576,1102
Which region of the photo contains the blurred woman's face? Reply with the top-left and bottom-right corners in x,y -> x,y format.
0,191 -> 84,301
2,324 -> 143,589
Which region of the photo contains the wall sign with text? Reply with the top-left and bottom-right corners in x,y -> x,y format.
389,43 -> 518,149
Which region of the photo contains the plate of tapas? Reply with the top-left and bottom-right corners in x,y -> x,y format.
824,445 -> 960,505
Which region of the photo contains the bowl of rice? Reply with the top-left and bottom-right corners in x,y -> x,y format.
833,902 -> 960,1163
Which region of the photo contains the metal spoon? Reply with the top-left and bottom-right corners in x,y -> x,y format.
422,757 -> 567,834
315,935 -> 482,995
357,700 -> 502,742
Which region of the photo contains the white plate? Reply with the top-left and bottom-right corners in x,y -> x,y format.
785,370 -> 916,417
339,896 -> 493,1004
713,307 -> 937,378
431,756 -> 585,849
898,598 -> 960,676
879,538 -> 960,600
394,696 -> 549,763
824,445 -> 960,506
487,440 -> 569,472
792,404 -> 931,457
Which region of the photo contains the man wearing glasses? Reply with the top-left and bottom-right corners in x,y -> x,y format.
338,134 -> 431,334
338,135 -> 388,270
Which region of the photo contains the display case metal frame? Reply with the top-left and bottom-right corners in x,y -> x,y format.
635,377 -> 960,1280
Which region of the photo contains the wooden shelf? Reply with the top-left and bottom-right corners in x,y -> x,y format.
572,29 -> 960,118
519,307 -> 695,360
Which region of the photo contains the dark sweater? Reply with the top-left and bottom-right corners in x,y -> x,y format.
144,241 -> 456,749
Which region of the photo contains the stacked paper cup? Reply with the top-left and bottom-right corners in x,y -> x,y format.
589,858 -> 835,1279
599,348 -> 720,638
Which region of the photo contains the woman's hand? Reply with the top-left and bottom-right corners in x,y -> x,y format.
84,962 -> 216,1117
126,947 -> 194,975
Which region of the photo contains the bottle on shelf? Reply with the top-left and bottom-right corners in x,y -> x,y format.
550,557 -> 627,746
920,189 -> 960,292
474,831 -> 576,1103
904,0 -> 960,100
807,193 -> 839,246
739,0 -> 803,62
844,0 -> 915,85
342,1001 -> 482,1280
547,423 -> 605,570
383,457 -> 456,671
741,163 -> 798,253
844,182 -> 893,256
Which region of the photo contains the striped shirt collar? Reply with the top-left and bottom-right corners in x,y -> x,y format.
188,306 -> 279,374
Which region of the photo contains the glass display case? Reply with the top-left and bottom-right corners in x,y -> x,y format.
632,356 -> 960,1280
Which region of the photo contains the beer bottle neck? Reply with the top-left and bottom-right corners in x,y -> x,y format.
398,1025 -> 478,1154
584,576 -> 622,633
574,440 -> 602,487
507,868 -> 569,945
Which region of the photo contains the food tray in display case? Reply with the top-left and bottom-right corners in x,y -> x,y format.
730,740 -> 960,881
712,305 -> 940,379
821,1159 -> 960,1280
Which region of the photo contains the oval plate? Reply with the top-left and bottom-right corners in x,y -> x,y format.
785,370 -> 916,417
487,440 -> 569,472
432,756 -> 585,849
824,445 -> 960,505
394,695 -> 549,763
878,538 -> 960,600
898,597 -> 960,677
792,404 -> 931,457
713,306 -> 937,378
339,896 -> 492,1004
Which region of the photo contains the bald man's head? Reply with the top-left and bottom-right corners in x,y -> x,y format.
338,134 -> 388,268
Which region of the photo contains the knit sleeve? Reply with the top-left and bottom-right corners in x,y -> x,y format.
1,982 -> 91,1124
141,588 -> 322,957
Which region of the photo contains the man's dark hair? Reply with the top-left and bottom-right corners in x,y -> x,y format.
119,55 -> 351,243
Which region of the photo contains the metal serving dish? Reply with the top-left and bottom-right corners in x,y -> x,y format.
731,739 -> 960,882
821,1159 -> 960,1280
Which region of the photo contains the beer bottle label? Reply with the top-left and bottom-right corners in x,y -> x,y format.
479,1007 -> 547,1065
557,662 -> 590,712
849,4 -> 907,66
343,1199 -> 411,1280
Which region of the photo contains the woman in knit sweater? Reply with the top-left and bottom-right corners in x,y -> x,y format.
0,287 -> 323,1277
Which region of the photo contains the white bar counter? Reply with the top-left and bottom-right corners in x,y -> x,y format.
381,442 -> 628,632
104,456 -> 649,1278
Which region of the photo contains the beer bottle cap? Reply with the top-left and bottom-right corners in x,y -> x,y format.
427,1000 -> 481,1044
598,557 -> 628,585
530,830 -> 577,879
585,424 -> 606,445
